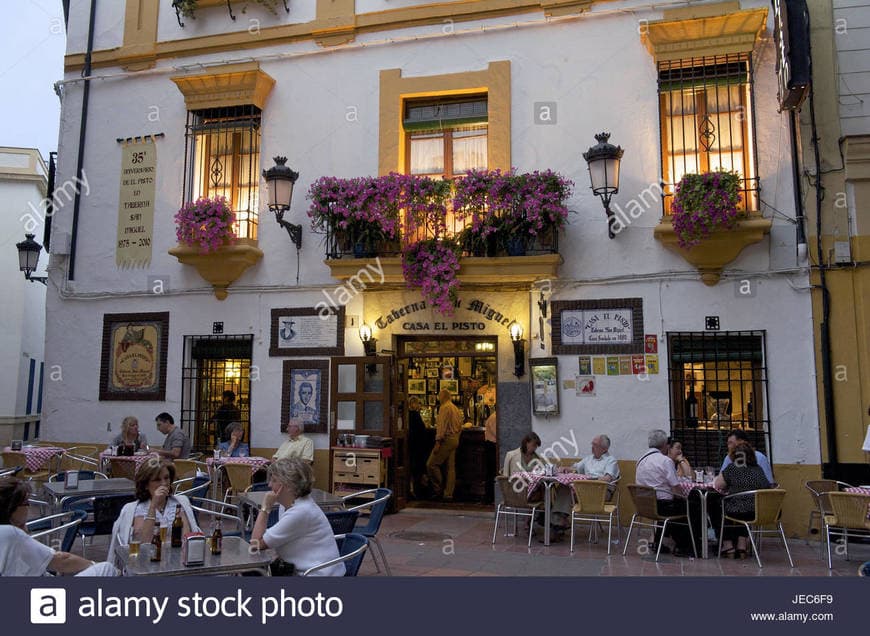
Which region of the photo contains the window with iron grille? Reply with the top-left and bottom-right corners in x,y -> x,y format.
658,54 -> 759,214
403,95 -> 488,239
183,105 -> 261,240
181,335 -> 253,450
667,331 -> 770,470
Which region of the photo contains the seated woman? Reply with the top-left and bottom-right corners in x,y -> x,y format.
0,477 -> 117,576
111,415 -> 148,452
218,422 -> 250,457
108,459 -> 200,563
502,432 -> 545,475
251,458 -> 344,576
668,440 -> 693,479
713,441 -> 771,559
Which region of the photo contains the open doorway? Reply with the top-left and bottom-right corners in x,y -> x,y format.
399,336 -> 498,506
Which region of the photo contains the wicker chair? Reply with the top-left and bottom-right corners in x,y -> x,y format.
173,459 -> 202,481
718,489 -> 793,568
107,457 -> 138,480
569,480 -> 617,554
805,480 -> 852,543
492,475 -> 541,548
1,451 -> 51,484
623,484 -> 696,561
824,491 -> 870,569
222,463 -> 254,503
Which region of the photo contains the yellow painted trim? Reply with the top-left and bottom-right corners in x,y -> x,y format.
653,214 -> 772,285
121,0 -> 159,69
69,1 -> 609,72
378,61 -> 511,176
326,254 -> 560,286
171,62 -> 276,110
641,6 -> 768,62
168,238 -> 264,300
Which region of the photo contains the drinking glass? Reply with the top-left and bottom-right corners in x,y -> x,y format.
239,448 -> 248,458
128,527 -> 140,557
694,469 -> 704,483
705,466 -> 716,483
159,526 -> 167,544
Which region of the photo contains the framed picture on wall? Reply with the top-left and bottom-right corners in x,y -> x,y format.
440,379 -> 459,395
99,312 -> 169,401
425,367 -> 439,378
281,360 -> 329,434
270,307 -> 345,356
408,379 -> 426,394
530,357 -> 560,415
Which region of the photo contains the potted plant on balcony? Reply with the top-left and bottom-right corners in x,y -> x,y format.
671,170 -> 742,249
169,195 -> 263,300
402,237 -> 461,316
654,169 -> 771,285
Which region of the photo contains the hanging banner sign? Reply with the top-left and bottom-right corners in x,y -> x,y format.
116,140 -> 156,267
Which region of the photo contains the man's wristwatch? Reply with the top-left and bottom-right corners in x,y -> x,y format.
259,505 -> 270,513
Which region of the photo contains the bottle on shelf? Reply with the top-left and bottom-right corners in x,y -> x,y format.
210,519 -> 222,555
150,525 -> 162,562
170,507 -> 183,548
685,382 -> 698,428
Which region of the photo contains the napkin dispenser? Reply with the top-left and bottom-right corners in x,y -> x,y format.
182,532 -> 206,565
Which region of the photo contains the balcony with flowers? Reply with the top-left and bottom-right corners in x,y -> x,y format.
308,170 -> 572,312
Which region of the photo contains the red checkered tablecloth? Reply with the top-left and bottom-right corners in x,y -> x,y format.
207,456 -> 270,474
4,446 -> 64,472
513,471 -> 591,498
844,487 -> 870,519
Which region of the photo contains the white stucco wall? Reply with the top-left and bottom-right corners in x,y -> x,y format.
46,0 -> 818,461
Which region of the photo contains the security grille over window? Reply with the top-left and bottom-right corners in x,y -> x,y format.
658,54 -> 759,214
666,331 -> 770,469
181,335 -> 253,450
183,105 -> 261,240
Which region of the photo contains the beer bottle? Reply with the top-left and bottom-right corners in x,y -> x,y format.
150,526 -> 162,562
171,507 -> 183,548
210,519 -> 222,555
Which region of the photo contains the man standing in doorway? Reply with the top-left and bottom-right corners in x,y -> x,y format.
212,390 -> 242,444
426,389 -> 463,501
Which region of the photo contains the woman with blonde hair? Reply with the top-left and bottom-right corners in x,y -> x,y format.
251,458 -> 344,576
111,415 -> 148,451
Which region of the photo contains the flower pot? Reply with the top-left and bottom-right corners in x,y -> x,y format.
505,237 -> 527,256
168,238 -> 263,300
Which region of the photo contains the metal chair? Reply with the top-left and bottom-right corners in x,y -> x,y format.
805,480 -> 853,550
623,484 -> 696,561
189,497 -> 244,537
569,480 -> 617,554
718,489 -> 793,568
26,509 -> 87,553
57,447 -> 99,472
64,493 -> 136,556
300,533 -> 368,577
107,457 -> 138,480
173,474 -> 211,499
492,475 -> 541,548
345,487 -> 392,575
49,471 -> 108,482
824,491 -> 870,569
325,509 -> 360,535
2,451 -> 51,483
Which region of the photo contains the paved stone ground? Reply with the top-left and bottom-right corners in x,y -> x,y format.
353,507 -> 869,577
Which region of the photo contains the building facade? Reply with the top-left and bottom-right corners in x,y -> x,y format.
1,147 -> 48,445
48,0 -> 822,530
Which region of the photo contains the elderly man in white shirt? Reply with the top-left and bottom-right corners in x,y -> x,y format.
572,434 -> 620,482
635,429 -> 697,557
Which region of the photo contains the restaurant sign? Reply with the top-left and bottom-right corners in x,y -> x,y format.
374,298 -> 516,333
552,298 -> 644,355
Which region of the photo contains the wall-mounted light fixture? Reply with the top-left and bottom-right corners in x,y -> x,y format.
359,323 -> 377,357
263,156 -> 302,250
509,320 -> 525,378
16,234 -> 47,285
582,132 -> 624,239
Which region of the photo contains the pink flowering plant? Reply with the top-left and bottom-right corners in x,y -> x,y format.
671,170 -> 742,248
174,196 -> 236,253
307,175 -> 403,247
402,238 -> 461,316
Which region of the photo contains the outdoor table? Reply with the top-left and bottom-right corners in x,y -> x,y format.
43,477 -> 135,512
238,488 -> 344,531
206,456 -> 271,498
676,478 -> 723,558
4,445 -> 65,473
99,450 -> 158,476
513,471 -> 591,546
844,486 -> 870,519
115,535 -> 272,576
